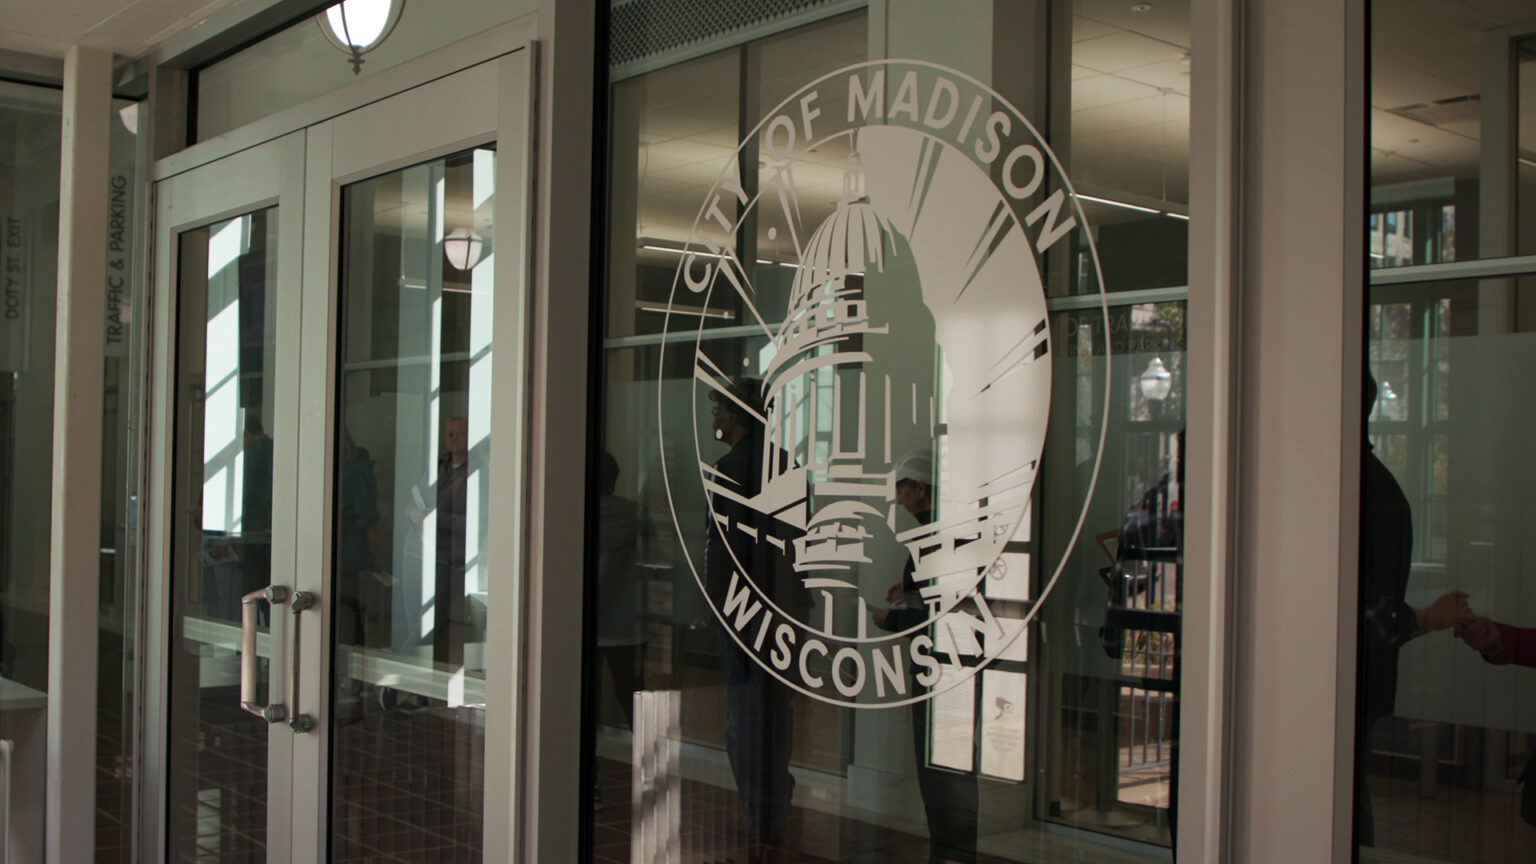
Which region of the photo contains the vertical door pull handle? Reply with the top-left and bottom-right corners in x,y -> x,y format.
289,590 -> 317,733
1,738 -> 12,864
240,586 -> 289,724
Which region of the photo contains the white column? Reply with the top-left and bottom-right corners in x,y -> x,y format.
1179,0 -> 1243,858
1228,0 -> 1366,861
47,44 -> 112,864
521,1 -> 596,861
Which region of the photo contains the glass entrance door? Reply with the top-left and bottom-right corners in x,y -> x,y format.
152,51 -> 531,863
155,131 -> 307,864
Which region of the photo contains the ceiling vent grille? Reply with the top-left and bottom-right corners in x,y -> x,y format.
610,0 -> 840,69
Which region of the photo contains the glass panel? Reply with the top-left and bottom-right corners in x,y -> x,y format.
99,94 -> 144,864
1371,4 -> 1536,267
1520,37 -> 1536,257
590,2 -> 1189,861
168,208 -> 280,863
0,79 -> 61,864
330,146 -> 495,862
1357,274 -> 1536,861
193,0 -> 533,142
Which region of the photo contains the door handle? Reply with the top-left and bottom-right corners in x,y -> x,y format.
288,590 -> 317,733
1,738 -> 12,864
240,586 -> 289,724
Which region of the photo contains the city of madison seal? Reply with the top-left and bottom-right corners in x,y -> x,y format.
658,60 -> 1110,708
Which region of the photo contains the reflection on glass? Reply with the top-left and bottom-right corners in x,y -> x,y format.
590,3 -> 1190,862
0,79 -> 61,864
330,146 -> 495,861
168,209 -> 280,862
1356,276 -> 1536,862
1365,12 -> 1536,854
99,93 -> 145,864
1371,4 -> 1536,266
1521,37 -> 1535,257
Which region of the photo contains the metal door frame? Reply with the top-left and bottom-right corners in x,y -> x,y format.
143,36 -> 535,864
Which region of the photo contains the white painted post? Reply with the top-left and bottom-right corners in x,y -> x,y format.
523,1 -> 597,861
47,44 -> 111,864
1229,0 -> 1367,860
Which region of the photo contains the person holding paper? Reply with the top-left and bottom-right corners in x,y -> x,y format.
874,450 -> 979,864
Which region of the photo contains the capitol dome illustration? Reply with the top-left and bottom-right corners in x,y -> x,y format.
751,157 -> 940,591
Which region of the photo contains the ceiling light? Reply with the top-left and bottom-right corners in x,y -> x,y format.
317,0 -> 405,74
638,243 -> 796,268
1076,194 -> 1160,215
118,103 -> 139,135
443,228 -> 485,271
1131,3 -> 1153,11
1076,193 -> 1188,221
635,300 -> 735,321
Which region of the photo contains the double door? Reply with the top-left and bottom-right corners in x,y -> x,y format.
146,52 -> 530,863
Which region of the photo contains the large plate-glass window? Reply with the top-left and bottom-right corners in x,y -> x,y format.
1357,5 -> 1536,862
588,2 -> 1192,861
0,79 -> 61,864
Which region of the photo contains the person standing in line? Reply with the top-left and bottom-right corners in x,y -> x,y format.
1358,373 -> 1474,845
704,378 -> 801,853
873,450 -> 979,864
595,449 -> 648,731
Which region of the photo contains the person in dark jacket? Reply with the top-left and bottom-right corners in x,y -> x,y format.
873,449 -> 979,864
704,378 -> 800,850
1357,373 -> 1473,845
595,450 -> 647,731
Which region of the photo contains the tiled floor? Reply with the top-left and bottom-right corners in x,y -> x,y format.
168,686 -> 483,863
591,753 -> 1003,864
97,637 -> 134,863
171,691 -> 270,863
331,694 -> 484,863
589,749 -> 1172,864
1368,772 -> 1536,863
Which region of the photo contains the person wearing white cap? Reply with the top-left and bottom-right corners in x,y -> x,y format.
874,448 -> 979,863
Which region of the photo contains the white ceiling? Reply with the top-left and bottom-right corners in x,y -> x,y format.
2,0 -> 1527,217
625,0 -> 1536,262
0,0 -> 243,58
628,2 -> 1196,263
1370,0 -> 1536,189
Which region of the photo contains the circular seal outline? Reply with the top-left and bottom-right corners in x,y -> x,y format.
655,59 -> 1114,708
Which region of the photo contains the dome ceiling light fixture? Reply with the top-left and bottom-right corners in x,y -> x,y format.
317,0 -> 405,75
443,228 -> 485,271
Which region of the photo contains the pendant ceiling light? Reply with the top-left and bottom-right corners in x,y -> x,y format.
444,228 -> 486,271
317,0 -> 405,75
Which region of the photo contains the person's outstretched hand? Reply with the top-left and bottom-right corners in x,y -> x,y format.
1420,591 -> 1474,633
1456,616 -> 1504,655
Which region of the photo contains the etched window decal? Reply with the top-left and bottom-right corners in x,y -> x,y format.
658,60 -> 1112,708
